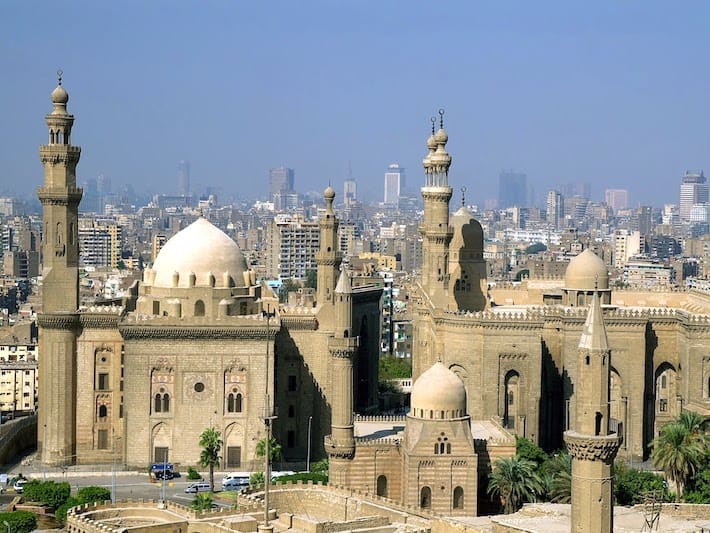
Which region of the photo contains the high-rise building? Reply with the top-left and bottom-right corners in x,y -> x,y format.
498,171 -> 527,208
604,189 -> 628,211
546,190 -> 564,229
343,179 -> 357,206
559,182 -> 591,200
269,166 -> 295,209
384,164 -> 404,207
177,160 -> 190,195
679,170 -> 707,221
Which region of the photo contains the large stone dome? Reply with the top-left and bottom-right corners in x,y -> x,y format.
410,362 -> 467,419
151,218 -> 248,288
564,249 -> 609,290
449,207 -> 484,257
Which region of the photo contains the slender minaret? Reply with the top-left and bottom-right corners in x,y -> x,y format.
316,186 -> 342,306
419,110 -> 453,308
564,290 -> 621,532
324,269 -> 358,484
37,71 -> 82,465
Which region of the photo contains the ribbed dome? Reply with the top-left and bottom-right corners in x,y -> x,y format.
151,218 -> 248,288
565,249 -> 609,290
51,84 -> 68,104
410,362 -> 467,419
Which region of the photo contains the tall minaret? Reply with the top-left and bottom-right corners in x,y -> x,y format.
316,186 -> 342,306
324,269 -> 358,485
419,110 -> 453,308
37,71 -> 82,466
564,290 -> 621,532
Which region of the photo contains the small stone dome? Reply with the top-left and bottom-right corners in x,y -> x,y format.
565,249 -> 609,290
151,218 -> 248,289
426,133 -> 437,150
51,84 -> 69,105
410,362 -> 467,419
434,127 -> 448,145
324,186 -> 336,200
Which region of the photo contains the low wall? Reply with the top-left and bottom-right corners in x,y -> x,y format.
0,415 -> 36,466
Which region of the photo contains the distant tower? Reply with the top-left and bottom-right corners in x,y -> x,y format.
564,291 -> 621,533
604,189 -> 628,212
546,190 -> 564,229
419,111 -> 453,307
269,166 -> 295,209
343,178 -> 357,206
498,171 -> 527,208
178,160 -> 190,195
679,170 -> 707,221
37,71 -> 83,465
384,164 -> 404,207
315,186 -> 342,305
324,270 -> 358,484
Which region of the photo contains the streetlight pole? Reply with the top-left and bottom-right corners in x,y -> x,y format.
111,434 -> 120,504
306,416 -> 312,473
260,305 -> 277,533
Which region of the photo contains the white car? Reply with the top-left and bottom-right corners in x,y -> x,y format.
13,479 -> 27,493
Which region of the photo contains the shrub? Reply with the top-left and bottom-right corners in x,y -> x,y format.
21,480 -> 71,508
311,458 -> 329,473
76,486 -> 111,504
55,497 -> 79,525
273,472 -> 328,484
187,466 -> 202,480
515,436 -> 549,467
249,472 -> 264,487
614,462 -> 670,505
0,511 -> 37,533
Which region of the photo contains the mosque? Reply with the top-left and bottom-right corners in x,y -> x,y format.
36,75 -> 709,523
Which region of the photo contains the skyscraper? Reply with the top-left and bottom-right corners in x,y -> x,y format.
546,190 -> 564,229
679,170 -> 707,221
384,164 -> 404,207
498,171 -> 527,208
604,189 -> 628,211
177,160 -> 190,195
269,166 -> 295,209
343,178 -> 357,206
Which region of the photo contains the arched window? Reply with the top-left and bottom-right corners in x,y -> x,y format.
439,442 -> 445,454
420,486 -> 431,509
288,405 -> 295,418
235,393 -> 242,413
227,393 -> 235,413
446,443 -> 451,454
154,394 -> 162,413
504,370 -> 520,430
376,475 -> 388,497
98,405 -> 107,418
453,486 -> 464,509
194,300 -> 205,317
162,393 -> 170,412
434,444 -> 439,454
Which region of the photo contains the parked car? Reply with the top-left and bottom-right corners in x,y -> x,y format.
13,479 -> 27,493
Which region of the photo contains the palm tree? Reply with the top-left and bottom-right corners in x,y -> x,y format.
651,421 -> 704,501
191,492 -> 213,512
546,451 -> 572,504
488,456 -> 544,514
199,427 -> 223,492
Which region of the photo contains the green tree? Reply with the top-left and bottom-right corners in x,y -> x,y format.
651,421 -> 704,500
198,427 -> 223,492
256,436 -> 282,463
378,356 -> 412,380
685,468 -> 710,503
488,456 -> 544,514
187,466 -> 202,480
21,480 -> 71,508
76,486 -> 111,504
543,451 -> 572,503
305,269 -> 317,289
191,492 -> 213,512
614,462 -> 669,505
515,436 -> 549,467
524,243 -> 547,254
55,497 -> 79,525
0,511 -> 37,533
249,471 -> 264,487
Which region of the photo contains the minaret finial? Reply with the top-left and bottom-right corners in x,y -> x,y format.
57,69 -> 63,86
438,108 -> 445,129
461,186 -> 466,208
430,116 -> 436,135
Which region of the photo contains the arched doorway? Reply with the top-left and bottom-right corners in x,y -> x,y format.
420,486 -> 431,509
376,475 -> 387,497
654,363 -> 678,437
504,370 -> 520,431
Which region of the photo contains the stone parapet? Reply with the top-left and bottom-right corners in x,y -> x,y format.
37,312 -> 79,330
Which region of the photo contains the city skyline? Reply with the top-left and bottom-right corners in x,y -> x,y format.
1,1 -> 709,207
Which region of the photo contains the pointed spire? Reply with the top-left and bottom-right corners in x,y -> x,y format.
460,186 -> 466,208
335,268 -> 352,294
578,290 -> 608,351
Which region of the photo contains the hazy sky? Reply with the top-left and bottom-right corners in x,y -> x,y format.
1,1 -> 708,207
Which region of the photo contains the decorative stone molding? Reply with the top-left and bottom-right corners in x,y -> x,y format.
279,317 -> 318,330
330,348 -> 356,359
80,314 -> 120,329
37,312 -> 79,330
324,435 -> 355,459
564,431 -> 621,462
118,325 -> 275,340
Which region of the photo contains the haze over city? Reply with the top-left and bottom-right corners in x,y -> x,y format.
2,1 -> 708,207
